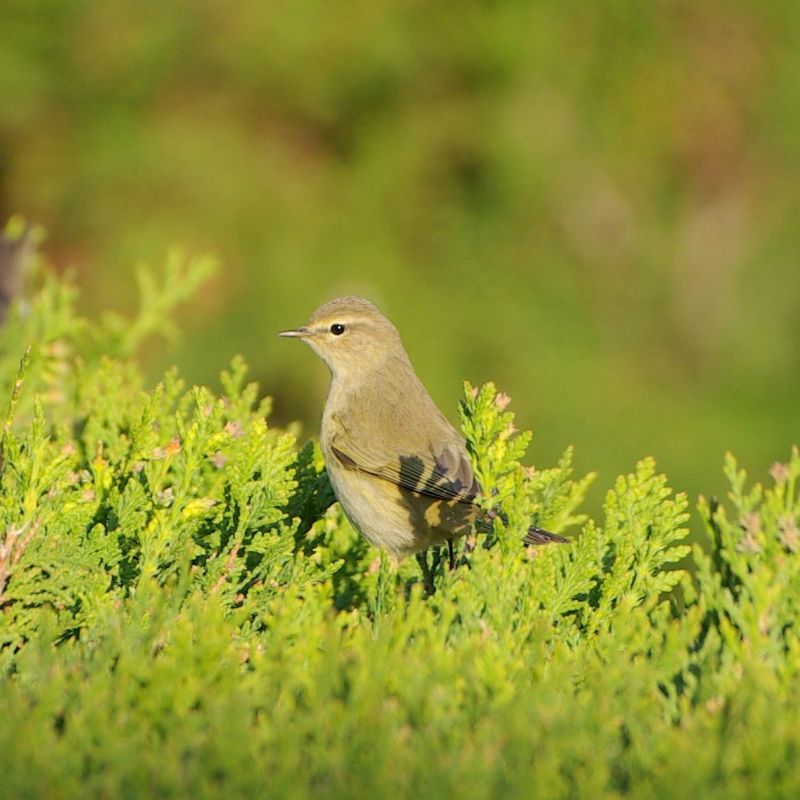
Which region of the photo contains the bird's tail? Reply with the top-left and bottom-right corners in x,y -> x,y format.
523,525 -> 569,546
481,507 -> 569,546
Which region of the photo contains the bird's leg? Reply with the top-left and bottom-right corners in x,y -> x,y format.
447,538 -> 455,571
415,551 -> 435,596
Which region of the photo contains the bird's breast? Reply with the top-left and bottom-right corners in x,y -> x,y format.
324,457 -> 417,555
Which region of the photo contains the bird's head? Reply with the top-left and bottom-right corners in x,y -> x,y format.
280,296 -> 404,378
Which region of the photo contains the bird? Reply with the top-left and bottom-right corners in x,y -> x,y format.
280,296 -> 566,567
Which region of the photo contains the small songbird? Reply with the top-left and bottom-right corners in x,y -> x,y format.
280,297 -> 566,561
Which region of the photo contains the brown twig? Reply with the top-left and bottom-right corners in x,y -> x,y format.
209,542 -> 240,595
0,520 -> 41,606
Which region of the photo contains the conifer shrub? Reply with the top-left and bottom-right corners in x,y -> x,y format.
0,223 -> 798,798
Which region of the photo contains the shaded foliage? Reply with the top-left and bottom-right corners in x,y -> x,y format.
0,240 -> 799,798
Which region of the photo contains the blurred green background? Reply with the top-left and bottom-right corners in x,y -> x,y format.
1,0 -> 798,512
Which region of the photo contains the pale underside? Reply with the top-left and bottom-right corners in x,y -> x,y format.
322,441 -> 480,558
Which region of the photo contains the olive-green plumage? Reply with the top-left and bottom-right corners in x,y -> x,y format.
280,296 -> 565,559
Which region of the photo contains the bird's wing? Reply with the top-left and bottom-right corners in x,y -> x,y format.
328,416 -> 479,504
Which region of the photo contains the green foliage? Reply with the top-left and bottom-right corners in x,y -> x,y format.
691,449 -> 800,700
1,257 -> 800,798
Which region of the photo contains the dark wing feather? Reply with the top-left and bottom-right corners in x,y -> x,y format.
325,371 -> 479,505
330,438 -> 479,504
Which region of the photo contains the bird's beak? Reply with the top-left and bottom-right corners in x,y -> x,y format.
278,326 -> 311,338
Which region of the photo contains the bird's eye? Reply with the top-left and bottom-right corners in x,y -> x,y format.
330,323 -> 346,336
